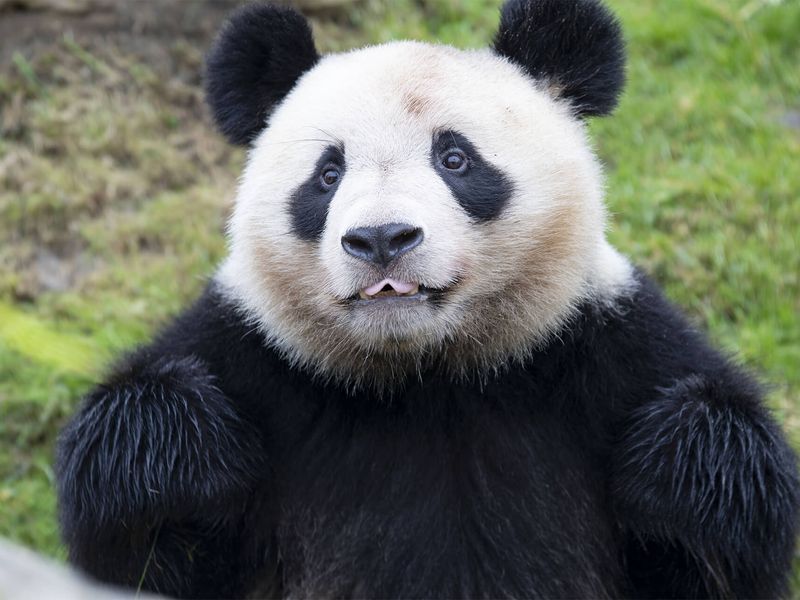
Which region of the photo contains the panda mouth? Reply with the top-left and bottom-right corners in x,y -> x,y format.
357,278 -> 422,301
345,278 -> 455,305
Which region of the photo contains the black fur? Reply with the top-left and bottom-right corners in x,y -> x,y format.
290,144 -> 345,240
493,0 -> 626,117
204,3 -> 319,145
56,271 -> 800,598
431,130 -> 514,221
614,374 -> 799,597
56,356 -> 271,598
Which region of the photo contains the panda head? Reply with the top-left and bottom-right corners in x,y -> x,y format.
211,0 -> 633,392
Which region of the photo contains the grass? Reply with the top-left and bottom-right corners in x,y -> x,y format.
1,0 -> 798,589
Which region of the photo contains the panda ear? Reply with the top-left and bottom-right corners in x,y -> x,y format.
493,0 -> 625,117
205,3 -> 320,145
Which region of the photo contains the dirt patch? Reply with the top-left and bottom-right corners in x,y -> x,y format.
0,1 -> 251,301
0,0 -> 367,302
0,1 -> 241,65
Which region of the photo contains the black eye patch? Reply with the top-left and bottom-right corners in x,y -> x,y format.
430,130 -> 513,221
290,145 -> 345,240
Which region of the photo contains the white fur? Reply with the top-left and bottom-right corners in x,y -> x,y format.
217,41 -> 635,391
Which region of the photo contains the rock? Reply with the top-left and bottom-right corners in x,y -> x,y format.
0,539 -> 161,600
781,110 -> 800,130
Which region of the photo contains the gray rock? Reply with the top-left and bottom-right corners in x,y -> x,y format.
0,538 -> 161,600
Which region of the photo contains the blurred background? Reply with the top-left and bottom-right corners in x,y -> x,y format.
0,0 -> 798,591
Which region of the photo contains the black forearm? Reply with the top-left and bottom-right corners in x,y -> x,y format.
612,373 -> 799,598
56,353 -> 268,597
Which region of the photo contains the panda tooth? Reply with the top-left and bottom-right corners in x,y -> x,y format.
359,290 -> 371,300
405,284 -> 420,296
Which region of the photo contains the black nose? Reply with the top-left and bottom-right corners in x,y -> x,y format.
341,223 -> 424,268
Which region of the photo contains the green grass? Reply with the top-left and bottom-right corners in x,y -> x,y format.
1,0 -> 798,590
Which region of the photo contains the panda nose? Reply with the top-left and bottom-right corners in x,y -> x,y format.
341,223 -> 424,268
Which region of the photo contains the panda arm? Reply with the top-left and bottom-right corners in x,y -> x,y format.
56,351 -> 269,598
610,369 -> 799,598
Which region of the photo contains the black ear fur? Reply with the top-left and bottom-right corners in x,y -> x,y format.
205,3 -> 319,145
493,0 -> 625,117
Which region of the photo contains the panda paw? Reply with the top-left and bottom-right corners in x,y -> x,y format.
613,374 -> 797,541
611,374 -> 799,594
56,355 -> 265,531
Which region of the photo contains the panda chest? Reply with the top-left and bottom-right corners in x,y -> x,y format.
272,406 -> 620,598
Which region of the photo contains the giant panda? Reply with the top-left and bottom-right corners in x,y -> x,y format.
55,1 -> 800,598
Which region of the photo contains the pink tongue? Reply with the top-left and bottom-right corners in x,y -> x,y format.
364,278 -> 416,296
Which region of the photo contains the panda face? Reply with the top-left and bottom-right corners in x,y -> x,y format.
217,41 -> 633,391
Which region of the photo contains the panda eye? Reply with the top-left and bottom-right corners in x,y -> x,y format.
320,166 -> 341,189
441,150 -> 468,172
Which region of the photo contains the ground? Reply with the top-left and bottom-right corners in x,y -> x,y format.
1,0 -> 798,591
